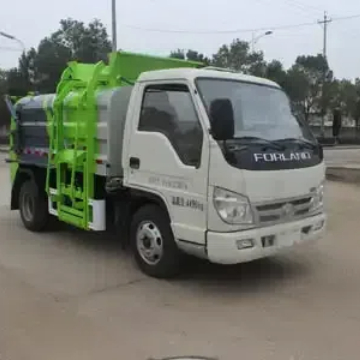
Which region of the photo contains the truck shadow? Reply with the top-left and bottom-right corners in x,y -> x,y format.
54,223 -> 315,295
176,255 -> 314,293
55,224 -> 128,256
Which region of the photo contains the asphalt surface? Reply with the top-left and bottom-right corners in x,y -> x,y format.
323,147 -> 360,167
1,153 -> 360,360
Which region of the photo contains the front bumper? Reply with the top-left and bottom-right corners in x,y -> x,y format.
206,213 -> 326,265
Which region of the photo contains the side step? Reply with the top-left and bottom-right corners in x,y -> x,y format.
48,188 -> 106,231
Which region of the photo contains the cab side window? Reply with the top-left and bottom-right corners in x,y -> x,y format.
138,83 -> 203,167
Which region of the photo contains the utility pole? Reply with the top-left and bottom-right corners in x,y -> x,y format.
318,11 -> 331,60
318,11 -> 332,135
111,0 -> 117,51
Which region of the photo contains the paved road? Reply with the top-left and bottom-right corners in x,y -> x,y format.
324,147 -> 360,167
1,154 -> 360,360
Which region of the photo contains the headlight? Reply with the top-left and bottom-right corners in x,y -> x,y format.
213,187 -> 253,225
310,183 -> 324,212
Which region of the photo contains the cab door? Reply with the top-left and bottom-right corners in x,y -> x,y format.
123,81 -> 209,245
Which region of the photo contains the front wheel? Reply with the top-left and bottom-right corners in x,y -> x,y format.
19,179 -> 50,232
130,204 -> 183,278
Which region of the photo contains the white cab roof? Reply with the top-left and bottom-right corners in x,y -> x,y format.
138,67 -> 280,88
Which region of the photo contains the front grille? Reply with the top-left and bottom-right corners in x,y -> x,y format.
254,196 -> 313,225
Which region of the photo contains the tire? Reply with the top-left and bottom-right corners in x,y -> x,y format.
19,179 -> 49,232
130,204 -> 183,279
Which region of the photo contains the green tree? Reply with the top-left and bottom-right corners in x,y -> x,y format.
331,79 -> 355,113
170,49 -> 185,60
0,18 -> 112,125
10,18 -> 112,93
186,50 -> 211,65
51,18 -> 111,63
212,38 -> 266,76
332,78 -> 360,126
0,69 -> 9,128
170,49 -> 211,65
8,49 -> 38,94
264,60 -> 288,89
0,65 -> 33,128
353,79 -> 360,127
0,70 -> 6,92
33,37 -> 72,93
33,18 -> 111,92
286,54 -> 333,121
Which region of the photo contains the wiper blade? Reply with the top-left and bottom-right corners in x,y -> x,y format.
274,137 -> 317,149
233,136 -> 285,151
225,143 -> 248,152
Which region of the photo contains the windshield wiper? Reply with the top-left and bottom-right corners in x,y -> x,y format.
273,137 -> 317,150
233,136 -> 285,151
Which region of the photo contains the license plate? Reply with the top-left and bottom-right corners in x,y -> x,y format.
278,228 -> 301,247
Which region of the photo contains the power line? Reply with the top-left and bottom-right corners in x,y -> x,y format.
282,0 -> 321,17
283,0 -> 323,14
124,21 -> 316,34
123,13 -> 360,35
254,0 -> 318,21
0,45 -> 22,52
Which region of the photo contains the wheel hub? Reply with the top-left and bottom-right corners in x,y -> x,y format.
136,221 -> 163,265
22,192 -> 35,222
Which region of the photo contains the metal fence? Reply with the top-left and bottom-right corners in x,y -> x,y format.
310,126 -> 360,145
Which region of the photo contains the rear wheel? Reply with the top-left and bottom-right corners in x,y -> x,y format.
19,179 -> 50,232
130,204 -> 183,278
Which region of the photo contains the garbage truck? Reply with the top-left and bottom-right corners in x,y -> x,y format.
6,51 -> 326,278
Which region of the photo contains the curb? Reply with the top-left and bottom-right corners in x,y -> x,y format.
323,146 -> 360,150
326,166 -> 360,184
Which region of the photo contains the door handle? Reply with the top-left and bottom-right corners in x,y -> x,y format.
129,157 -> 140,169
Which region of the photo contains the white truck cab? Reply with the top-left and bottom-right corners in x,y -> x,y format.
122,68 -> 326,273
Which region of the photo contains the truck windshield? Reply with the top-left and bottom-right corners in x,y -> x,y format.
196,78 -> 314,142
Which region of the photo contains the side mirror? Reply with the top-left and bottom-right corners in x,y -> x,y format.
209,98 -> 234,140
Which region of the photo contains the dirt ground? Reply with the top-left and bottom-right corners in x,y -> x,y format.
1,155 -> 360,360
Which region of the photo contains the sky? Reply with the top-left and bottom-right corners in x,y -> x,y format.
1,0 -> 360,80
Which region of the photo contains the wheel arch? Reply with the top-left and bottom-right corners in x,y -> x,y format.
128,189 -> 183,279
129,189 -> 171,221
11,166 -> 46,210
114,188 -> 172,248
